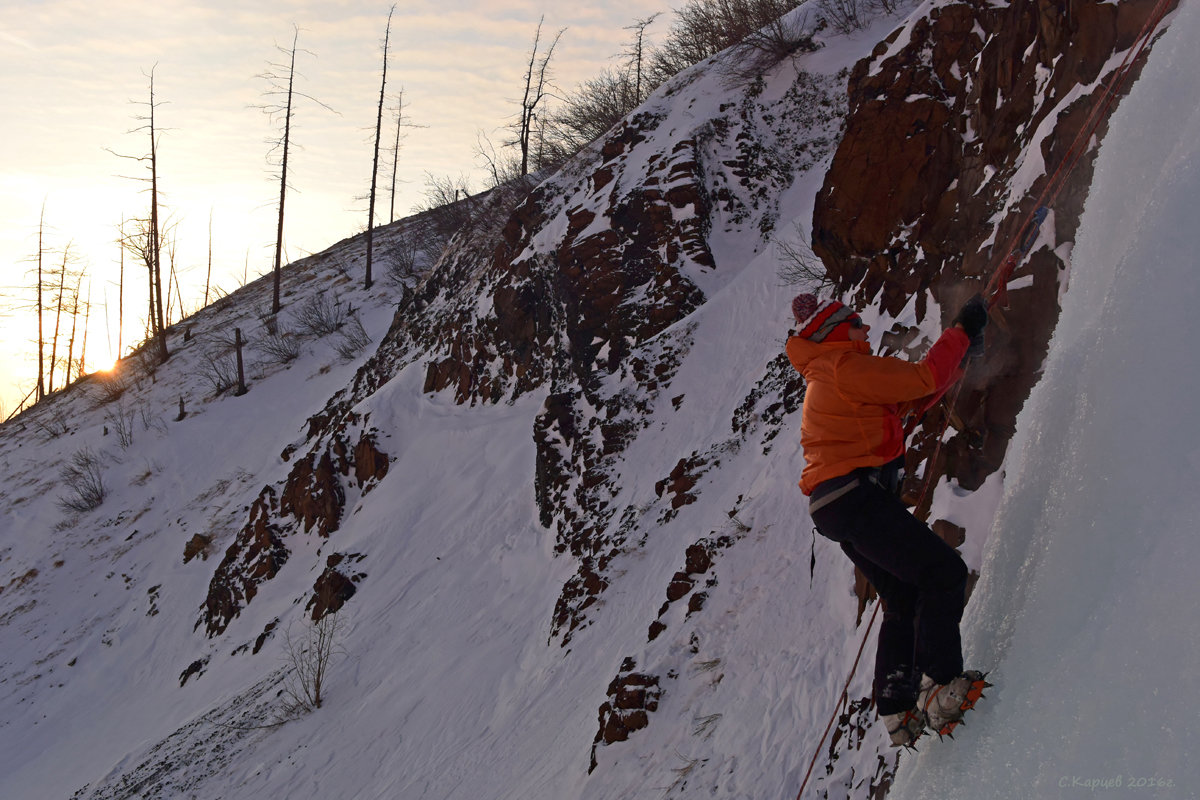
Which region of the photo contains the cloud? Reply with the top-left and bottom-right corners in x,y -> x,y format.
0,0 -> 673,409
0,27 -> 37,50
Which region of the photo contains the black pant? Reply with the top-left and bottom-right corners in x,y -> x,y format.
811,478 -> 967,715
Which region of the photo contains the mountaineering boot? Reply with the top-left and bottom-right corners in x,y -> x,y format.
918,670 -> 990,737
883,705 -> 926,753
882,707 -> 927,748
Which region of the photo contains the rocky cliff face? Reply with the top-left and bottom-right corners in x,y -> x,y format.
196,62 -> 845,642
814,0 -> 1175,507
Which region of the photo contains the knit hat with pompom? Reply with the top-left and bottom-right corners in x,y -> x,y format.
791,294 -> 859,343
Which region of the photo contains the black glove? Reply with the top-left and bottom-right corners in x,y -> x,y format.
955,294 -> 988,357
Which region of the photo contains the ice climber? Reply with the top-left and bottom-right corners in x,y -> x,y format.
786,293 -> 990,747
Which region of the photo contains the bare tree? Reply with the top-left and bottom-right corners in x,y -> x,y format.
510,17 -> 565,177
147,69 -> 167,362
776,222 -> 834,293
63,272 -> 86,385
119,212 -> 176,365
281,612 -> 346,714
47,247 -> 66,393
167,234 -> 187,326
108,66 -> 170,364
364,4 -> 397,291
45,243 -> 83,394
14,202 -> 54,402
476,15 -> 569,189
544,69 -> 639,163
204,209 -> 213,309
116,216 -> 125,361
539,16 -> 660,167
624,13 -> 661,103
387,89 -> 424,223
257,24 -> 335,314
389,89 -> 404,224
79,281 -> 92,378
474,131 -> 522,189
34,204 -> 48,401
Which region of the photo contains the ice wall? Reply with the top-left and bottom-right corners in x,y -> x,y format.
894,4 -> 1200,797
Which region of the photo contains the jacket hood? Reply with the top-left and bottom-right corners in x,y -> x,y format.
786,336 -> 871,373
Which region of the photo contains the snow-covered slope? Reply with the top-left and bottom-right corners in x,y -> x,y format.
895,2 -> 1200,796
0,220 -> 426,799
0,10 -> 899,798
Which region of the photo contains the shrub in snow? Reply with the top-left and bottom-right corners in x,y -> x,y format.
818,0 -> 902,35
776,221 -> 835,294
255,328 -> 302,365
334,314 -> 372,360
199,349 -> 241,396
128,344 -> 161,384
383,234 -> 421,286
35,407 -> 70,440
649,0 -> 804,84
104,400 -> 137,448
291,290 -> 348,338
58,446 -> 107,513
89,369 -> 131,407
280,612 -> 346,714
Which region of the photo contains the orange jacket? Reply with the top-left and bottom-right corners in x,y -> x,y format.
787,327 -> 969,494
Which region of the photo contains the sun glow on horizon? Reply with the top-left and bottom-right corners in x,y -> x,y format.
93,352 -> 120,374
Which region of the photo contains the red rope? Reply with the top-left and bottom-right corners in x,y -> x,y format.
793,4 -> 1175,796
794,600 -> 882,800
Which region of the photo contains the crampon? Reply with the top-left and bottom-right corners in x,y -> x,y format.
923,670 -> 992,739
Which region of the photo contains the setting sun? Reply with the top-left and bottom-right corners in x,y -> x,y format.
93,354 -> 119,374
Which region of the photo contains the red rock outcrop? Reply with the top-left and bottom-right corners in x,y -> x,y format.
201,487 -> 288,636
199,425 -> 389,636
307,552 -> 367,621
813,0 -> 1175,507
590,658 -> 663,772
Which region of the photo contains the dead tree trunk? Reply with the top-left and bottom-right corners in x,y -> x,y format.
234,327 -> 248,395
117,216 -> 125,361
107,65 -> 170,364
47,245 -> 71,394
205,209 -> 212,309
36,204 -> 47,401
148,69 -> 168,363
273,27 -> 298,314
365,5 -> 396,291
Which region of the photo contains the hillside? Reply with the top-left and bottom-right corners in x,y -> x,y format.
0,1 -> 1186,798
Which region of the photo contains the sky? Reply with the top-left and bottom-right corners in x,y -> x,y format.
0,0 -> 671,416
